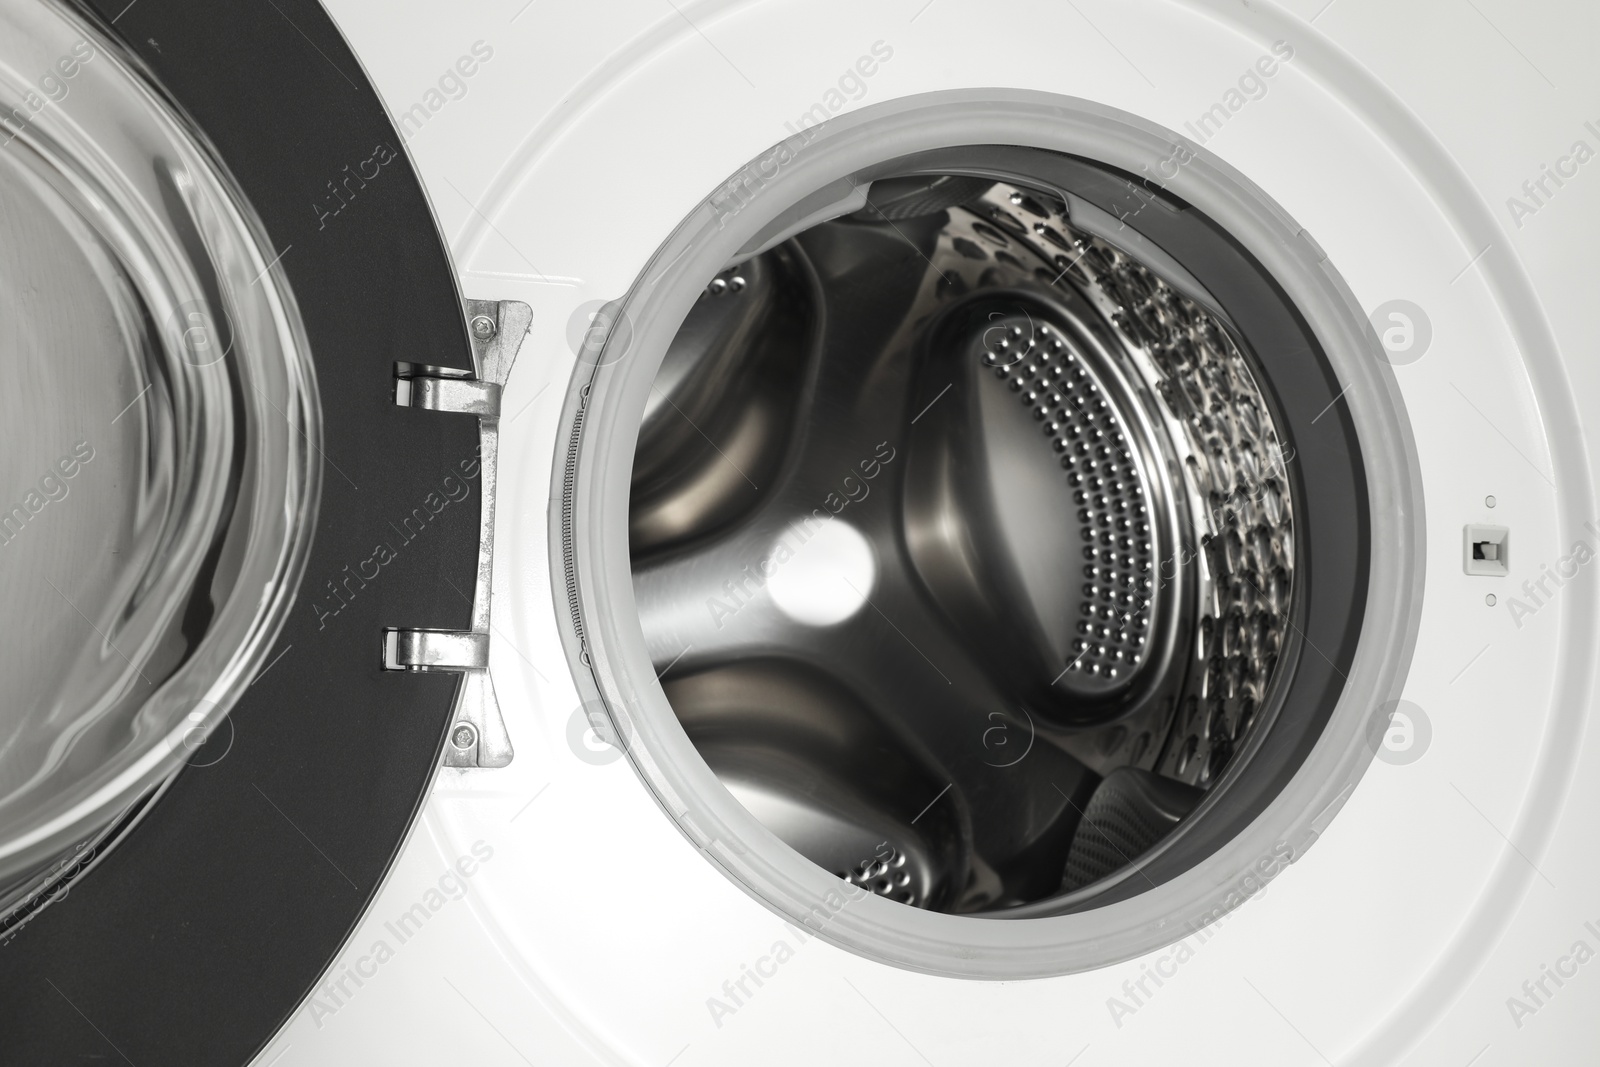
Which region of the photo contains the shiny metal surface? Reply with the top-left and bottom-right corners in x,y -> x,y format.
385,299 -> 529,769
629,176 -> 1295,911
0,1 -> 319,906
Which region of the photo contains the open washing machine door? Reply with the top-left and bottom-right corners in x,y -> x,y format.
229,1 -> 1598,1064
0,1 -> 522,1062
8,1 -> 1600,1065
259,1 -> 1593,1064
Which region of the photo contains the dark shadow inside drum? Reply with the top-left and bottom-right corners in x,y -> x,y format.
627,149 -> 1367,916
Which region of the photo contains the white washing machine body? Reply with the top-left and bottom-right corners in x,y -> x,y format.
258,2 -> 1600,1064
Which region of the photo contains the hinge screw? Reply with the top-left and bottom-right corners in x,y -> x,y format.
470,314 -> 497,341
451,723 -> 477,749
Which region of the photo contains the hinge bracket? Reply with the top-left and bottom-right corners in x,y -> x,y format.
383,300 -> 529,768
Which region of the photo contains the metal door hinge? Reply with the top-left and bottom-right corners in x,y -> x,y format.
383,299 -> 529,768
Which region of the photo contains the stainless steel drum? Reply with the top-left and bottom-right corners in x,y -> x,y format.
628,175 -> 1296,912
0,0 -> 319,918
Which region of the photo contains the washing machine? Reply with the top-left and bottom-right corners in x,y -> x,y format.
3,0 -> 1598,1064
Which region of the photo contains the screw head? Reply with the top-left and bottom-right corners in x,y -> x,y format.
451,723 -> 477,749
470,314 -> 497,341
